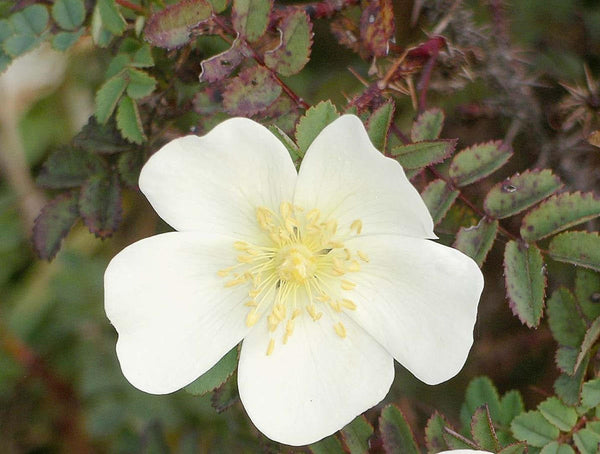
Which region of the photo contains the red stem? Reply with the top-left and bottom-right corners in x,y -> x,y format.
417,46 -> 439,113
116,0 -> 144,13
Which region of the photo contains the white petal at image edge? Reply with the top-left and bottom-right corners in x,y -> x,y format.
105,232 -> 252,394
294,115 -> 436,239
139,118 -> 297,240
238,310 -> 394,446
345,235 -> 484,385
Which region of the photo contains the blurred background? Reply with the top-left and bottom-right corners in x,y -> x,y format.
1,0 -> 600,452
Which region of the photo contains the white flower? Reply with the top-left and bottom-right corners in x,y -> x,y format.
104,115 -> 484,446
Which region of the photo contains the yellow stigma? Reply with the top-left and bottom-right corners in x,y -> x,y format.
218,202 -> 367,355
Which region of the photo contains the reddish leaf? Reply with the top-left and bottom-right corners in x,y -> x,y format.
359,0 -> 395,57
37,148 -> 106,189
199,38 -> 245,83
32,191 -> 80,260
145,0 -> 213,49
264,10 -> 313,76
222,65 -> 282,116
79,172 -> 122,238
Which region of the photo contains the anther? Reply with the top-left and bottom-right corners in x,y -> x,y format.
244,300 -> 257,307
350,219 -> 363,234
246,310 -> 259,327
329,300 -> 342,312
341,279 -> 356,290
225,276 -> 247,287
348,260 -> 361,272
357,250 -> 369,262
266,338 -> 275,356
334,322 -> 347,338
234,241 -> 249,250
341,298 -> 357,310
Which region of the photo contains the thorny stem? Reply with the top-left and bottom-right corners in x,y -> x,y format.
211,15 -> 310,111
116,0 -> 145,13
0,321 -> 92,453
417,46 -> 439,113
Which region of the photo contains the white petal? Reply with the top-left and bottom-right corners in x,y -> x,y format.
344,235 -> 483,385
139,118 -> 297,239
104,232 -> 251,394
294,115 -> 435,239
238,311 -> 394,446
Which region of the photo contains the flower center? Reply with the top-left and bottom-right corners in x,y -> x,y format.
218,202 -> 368,356
276,244 -> 316,284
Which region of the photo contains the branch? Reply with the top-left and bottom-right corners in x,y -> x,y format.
116,0 -> 145,13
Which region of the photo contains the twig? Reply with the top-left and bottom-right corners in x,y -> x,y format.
116,0 -> 145,13
211,15 -> 310,111
417,45 -> 439,112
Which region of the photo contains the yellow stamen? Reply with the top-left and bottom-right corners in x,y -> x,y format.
225,276 -> 247,287
329,300 -> 342,312
341,279 -> 356,290
334,322 -> 347,338
234,241 -> 249,250
341,298 -> 357,310
266,338 -> 275,356
357,250 -> 369,262
244,300 -> 257,307
246,310 -> 259,327
348,260 -> 361,272
351,219 -> 363,234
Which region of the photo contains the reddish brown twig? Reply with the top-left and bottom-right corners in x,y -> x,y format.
116,0 -> 145,13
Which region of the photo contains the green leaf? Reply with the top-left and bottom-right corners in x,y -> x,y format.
0,50 -> 11,73
10,4 -> 49,35
210,373 -> 238,413
3,33 -> 41,57
556,346 -> 578,375
79,172 -> 122,238
309,435 -> 345,454
411,108 -> 445,141
549,232 -> 600,272
73,116 -> 130,154
484,169 -> 562,219
209,0 -> 229,13
391,139 -> 457,169
268,124 -> 300,161
504,241 -> 546,328
126,68 -> 157,99
521,192 -> 600,241
91,4 -> 113,47
582,378 -> 600,408
460,376 -> 502,429
574,316 -> 600,373
32,191 -> 79,260
145,0 -> 213,49
52,29 -> 84,51
97,0 -> 126,36
421,179 -> 459,225
575,269 -> 600,322
511,410 -> 560,447
555,354 -> 589,406
116,96 -> 145,144
0,19 -> 13,43
359,0 -> 394,57
425,412 -> 451,453
264,10 -> 312,76
539,442 -> 576,454
379,404 -> 419,454
37,149 -> 106,189
500,390 -> 525,427
132,44 -> 154,68
295,100 -> 340,156
443,428 -> 479,450
471,405 -> 500,452
547,288 -> 586,348
117,150 -> 145,188
538,397 -> 578,432
573,428 -> 600,454
454,218 -> 498,267
450,141 -> 512,187
222,65 -> 282,116
366,100 -> 394,152
340,416 -> 373,454
52,0 -> 85,31
184,347 -> 238,396
232,0 -> 271,42
95,74 -> 128,124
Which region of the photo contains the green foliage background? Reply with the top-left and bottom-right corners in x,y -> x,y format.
1,0 -> 600,452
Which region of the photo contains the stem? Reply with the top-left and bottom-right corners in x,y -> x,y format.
211,15 -> 310,111
0,322 -> 92,453
417,46 -> 439,113
116,0 -> 145,13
